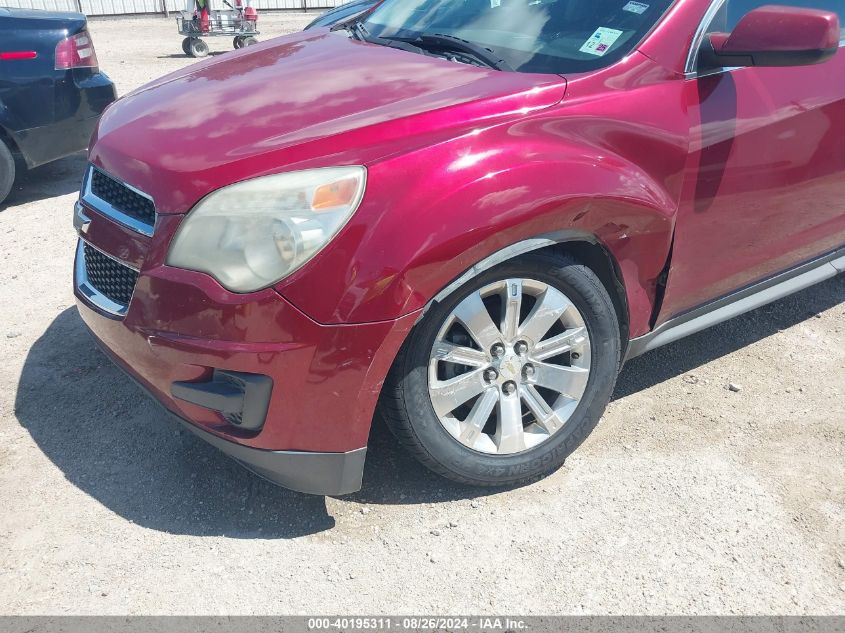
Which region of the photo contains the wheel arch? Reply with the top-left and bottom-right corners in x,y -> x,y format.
417,231 -> 630,352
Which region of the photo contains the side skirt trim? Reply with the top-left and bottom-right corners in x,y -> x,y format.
626,246 -> 845,360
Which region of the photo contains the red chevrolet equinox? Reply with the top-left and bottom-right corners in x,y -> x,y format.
74,0 -> 845,495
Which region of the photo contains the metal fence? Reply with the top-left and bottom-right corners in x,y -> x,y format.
2,0 -> 346,15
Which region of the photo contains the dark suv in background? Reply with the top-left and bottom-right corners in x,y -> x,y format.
0,7 -> 115,205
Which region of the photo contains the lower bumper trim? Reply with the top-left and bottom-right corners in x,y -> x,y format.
173,414 -> 366,496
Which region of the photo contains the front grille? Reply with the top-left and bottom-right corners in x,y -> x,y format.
89,168 -> 155,227
83,243 -> 139,307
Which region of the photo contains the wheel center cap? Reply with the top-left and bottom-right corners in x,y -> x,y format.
498,353 -> 521,380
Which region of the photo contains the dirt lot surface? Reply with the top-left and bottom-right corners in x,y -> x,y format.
1,14 -> 844,616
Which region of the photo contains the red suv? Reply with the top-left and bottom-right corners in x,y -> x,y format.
74,0 -> 845,495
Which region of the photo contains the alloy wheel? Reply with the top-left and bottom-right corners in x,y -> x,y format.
428,278 -> 592,455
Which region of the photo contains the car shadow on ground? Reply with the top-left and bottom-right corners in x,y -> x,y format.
0,152 -> 88,210
15,308 -> 335,539
15,275 -> 844,537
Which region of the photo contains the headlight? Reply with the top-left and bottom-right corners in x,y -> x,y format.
166,166 -> 366,293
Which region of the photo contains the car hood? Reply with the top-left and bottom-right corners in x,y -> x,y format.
91,29 -> 567,213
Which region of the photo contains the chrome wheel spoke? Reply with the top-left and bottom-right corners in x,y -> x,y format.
430,368 -> 486,417
453,292 -> 502,351
518,288 -> 571,343
521,385 -> 565,435
459,388 -> 498,446
533,326 -> 588,361
532,361 -> 589,398
431,341 -> 489,367
500,279 -> 522,341
495,391 -> 526,453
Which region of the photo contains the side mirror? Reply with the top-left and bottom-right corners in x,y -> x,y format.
702,4 -> 839,68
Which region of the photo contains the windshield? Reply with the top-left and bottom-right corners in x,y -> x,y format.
361,0 -> 674,74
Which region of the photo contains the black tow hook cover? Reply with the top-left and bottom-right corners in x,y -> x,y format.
171,370 -> 273,431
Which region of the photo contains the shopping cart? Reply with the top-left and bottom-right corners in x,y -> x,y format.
177,0 -> 259,57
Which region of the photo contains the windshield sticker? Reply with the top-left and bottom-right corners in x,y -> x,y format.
579,27 -> 623,56
622,1 -> 649,12
490,0 -> 501,7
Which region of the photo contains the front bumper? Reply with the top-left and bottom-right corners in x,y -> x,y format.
73,228 -> 417,495
98,337 -> 367,495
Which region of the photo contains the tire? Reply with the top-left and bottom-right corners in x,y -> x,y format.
0,138 -> 15,207
233,36 -> 243,49
381,252 -> 621,487
189,38 -> 209,58
242,36 -> 258,46
181,37 -> 192,55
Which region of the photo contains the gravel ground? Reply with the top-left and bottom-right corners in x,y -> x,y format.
1,14 -> 844,616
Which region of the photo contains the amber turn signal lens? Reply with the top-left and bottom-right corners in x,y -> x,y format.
312,177 -> 359,210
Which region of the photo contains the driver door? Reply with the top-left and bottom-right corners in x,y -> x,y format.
656,0 -> 845,321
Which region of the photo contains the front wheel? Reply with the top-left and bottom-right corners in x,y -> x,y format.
233,36 -> 243,49
381,252 -> 621,487
181,37 -> 192,55
241,36 -> 258,46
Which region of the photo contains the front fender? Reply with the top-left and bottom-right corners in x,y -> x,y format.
276,57 -> 687,339
277,148 -> 675,338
